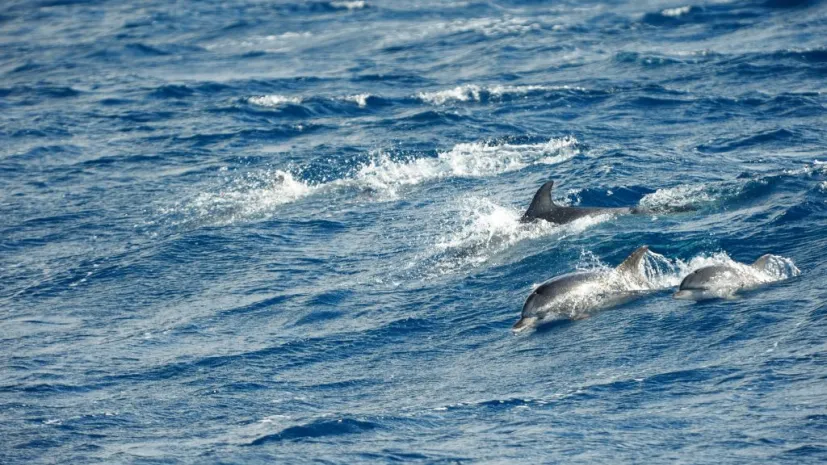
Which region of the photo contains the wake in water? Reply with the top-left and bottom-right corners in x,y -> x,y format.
405,197 -> 615,279
167,137 -> 579,225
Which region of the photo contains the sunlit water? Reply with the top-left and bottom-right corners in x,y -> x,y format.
2,0 -> 827,463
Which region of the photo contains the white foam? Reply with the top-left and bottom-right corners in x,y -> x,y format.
647,250 -> 798,291
417,84 -> 583,105
248,95 -> 302,107
661,6 -> 692,17
343,93 -> 370,107
330,0 -> 367,10
174,138 -> 577,224
569,248 -> 799,293
415,198 -> 612,277
440,16 -> 541,37
638,180 -> 745,213
266,32 -> 313,40
206,32 -> 313,52
342,137 -> 579,197
181,170 -> 313,224
417,85 -> 483,105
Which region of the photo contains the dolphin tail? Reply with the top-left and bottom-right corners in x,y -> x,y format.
512,316 -> 538,332
616,245 -> 649,278
521,180 -> 556,222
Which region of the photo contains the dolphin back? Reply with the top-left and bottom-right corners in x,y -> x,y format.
678,265 -> 732,291
616,245 -> 649,279
521,180 -> 639,224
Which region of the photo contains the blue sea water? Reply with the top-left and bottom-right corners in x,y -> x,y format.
2,0 -> 827,462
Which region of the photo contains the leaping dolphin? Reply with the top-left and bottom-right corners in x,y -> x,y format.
673,254 -> 797,301
513,246 -> 652,332
520,180 -> 642,224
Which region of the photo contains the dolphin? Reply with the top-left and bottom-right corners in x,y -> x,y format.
673,254 -> 789,301
513,246 -> 652,332
520,180 -> 642,225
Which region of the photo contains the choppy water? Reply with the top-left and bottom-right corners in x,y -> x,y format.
2,0 -> 827,463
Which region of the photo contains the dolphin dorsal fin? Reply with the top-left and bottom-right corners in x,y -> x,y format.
616,246 -> 649,277
752,254 -> 773,270
524,181 -> 557,218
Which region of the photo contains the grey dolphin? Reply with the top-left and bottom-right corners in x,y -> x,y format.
513,246 -> 651,332
520,180 -> 640,225
673,254 -> 783,301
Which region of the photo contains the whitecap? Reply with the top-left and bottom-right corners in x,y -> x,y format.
330,0 -> 367,10
248,95 -> 303,107
661,6 -> 692,18
174,170 -> 314,225
417,84 -> 585,105
343,93 -> 371,107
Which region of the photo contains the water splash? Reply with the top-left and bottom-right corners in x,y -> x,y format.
417,84 -> 585,105
411,197 -> 613,278
171,137 -> 578,224
248,95 -> 303,107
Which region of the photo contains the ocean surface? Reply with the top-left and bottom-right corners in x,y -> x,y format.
2,0 -> 827,463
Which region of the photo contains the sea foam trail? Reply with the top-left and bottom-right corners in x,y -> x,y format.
407,197 -> 614,279
342,137 -> 579,196
172,137 -> 579,224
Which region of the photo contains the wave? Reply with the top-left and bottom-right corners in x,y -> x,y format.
437,16 -> 542,37
343,137 -> 578,195
168,137 -> 578,225
246,93 -> 377,109
330,0 -> 367,10
417,84 -> 586,105
639,162 -> 827,214
343,93 -> 370,107
246,83 -> 590,110
247,95 -> 304,107
638,182 -> 735,213
249,417 -> 378,445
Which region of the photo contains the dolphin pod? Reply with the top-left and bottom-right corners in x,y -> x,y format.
511,179 -> 799,332
513,246 -> 795,332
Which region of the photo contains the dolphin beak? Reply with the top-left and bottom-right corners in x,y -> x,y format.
512,316 -> 538,332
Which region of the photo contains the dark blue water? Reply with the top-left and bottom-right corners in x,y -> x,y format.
2,0 -> 827,462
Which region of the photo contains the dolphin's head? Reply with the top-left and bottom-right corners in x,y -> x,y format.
674,265 -> 738,301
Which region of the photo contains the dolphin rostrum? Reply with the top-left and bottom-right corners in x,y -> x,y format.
513,246 -> 652,332
673,254 -> 796,301
520,180 -> 641,224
